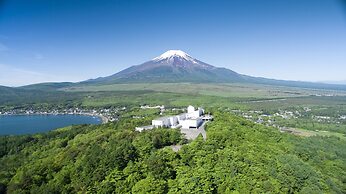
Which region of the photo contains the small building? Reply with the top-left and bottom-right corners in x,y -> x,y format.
135,125 -> 154,132
201,114 -> 213,121
152,117 -> 169,127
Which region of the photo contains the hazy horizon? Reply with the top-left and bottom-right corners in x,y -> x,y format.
1,0 -> 346,86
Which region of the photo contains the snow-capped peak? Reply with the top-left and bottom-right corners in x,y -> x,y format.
153,50 -> 197,63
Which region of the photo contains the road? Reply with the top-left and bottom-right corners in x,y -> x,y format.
180,121 -> 207,140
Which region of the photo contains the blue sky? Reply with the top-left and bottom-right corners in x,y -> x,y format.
0,0 -> 345,86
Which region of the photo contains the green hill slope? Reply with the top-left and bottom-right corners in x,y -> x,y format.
0,112 -> 344,193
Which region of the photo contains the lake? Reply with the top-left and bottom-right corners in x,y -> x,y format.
0,114 -> 102,135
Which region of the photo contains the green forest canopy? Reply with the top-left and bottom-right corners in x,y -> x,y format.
0,111 -> 345,193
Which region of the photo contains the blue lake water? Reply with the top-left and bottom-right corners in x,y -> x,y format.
0,115 -> 102,135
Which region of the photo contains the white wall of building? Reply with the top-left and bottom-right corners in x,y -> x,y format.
180,118 -> 203,129
169,116 -> 178,126
152,119 -> 164,127
176,113 -> 187,122
186,109 -> 203,119
187,105 -> 195,113
152,116 -> 177,127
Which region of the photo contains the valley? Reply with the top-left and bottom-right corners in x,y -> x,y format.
1,81 -> 346,193
2,82 -> 345,136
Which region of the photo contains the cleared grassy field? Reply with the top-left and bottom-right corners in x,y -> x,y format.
282,127 -> 346,139
81,91 -> 246,109
64,83 -> 346,98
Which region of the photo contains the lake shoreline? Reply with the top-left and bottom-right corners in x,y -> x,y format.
82,113 -> 109,124
0,113 -> 109,124
0,114 -> 104,136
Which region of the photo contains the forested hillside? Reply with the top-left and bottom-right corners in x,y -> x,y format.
0,112 -> 345,193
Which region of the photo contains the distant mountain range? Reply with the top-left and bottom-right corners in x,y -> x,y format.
84,50 -> 346,90
320,80 -> 346,85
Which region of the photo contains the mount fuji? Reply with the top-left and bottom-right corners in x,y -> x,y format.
87,50 -> 245,83
84,50 -> 346,90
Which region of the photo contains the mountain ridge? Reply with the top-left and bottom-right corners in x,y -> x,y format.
84,50 -> 256,84
83,50 -> 346,90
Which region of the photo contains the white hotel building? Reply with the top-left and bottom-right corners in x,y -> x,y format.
136,105 -> 212,132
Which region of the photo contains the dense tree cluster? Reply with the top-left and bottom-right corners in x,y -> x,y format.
0,112 -> 345,193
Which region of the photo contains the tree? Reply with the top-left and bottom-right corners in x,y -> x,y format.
131,176 -> 167,194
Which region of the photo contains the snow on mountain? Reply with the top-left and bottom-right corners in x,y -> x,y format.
153,50 -> 198,64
